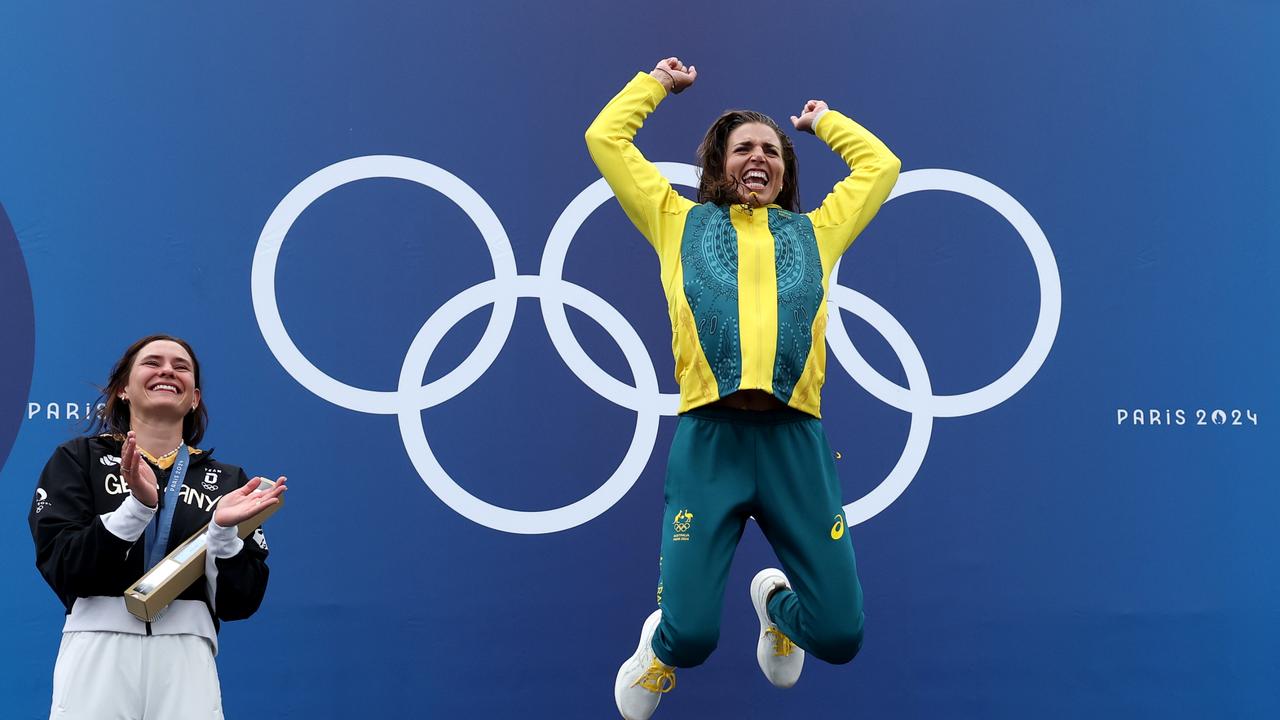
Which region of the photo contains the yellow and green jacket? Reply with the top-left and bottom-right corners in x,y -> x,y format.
586,73 -> 900,417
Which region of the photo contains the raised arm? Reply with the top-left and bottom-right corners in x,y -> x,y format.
204,469 -> 280,621
796,100 -> 901,257
29,440 -> 150,604
585,58 -> 698,249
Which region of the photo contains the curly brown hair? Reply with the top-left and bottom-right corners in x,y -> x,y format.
696,110 -> 800,212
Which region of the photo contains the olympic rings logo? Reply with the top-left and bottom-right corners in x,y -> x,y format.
252,156 -> 1060,535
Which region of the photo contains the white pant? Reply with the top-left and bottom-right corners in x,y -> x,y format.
50,631 -> 223,719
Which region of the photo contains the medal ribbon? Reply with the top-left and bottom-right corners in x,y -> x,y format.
143,444 -> 191,570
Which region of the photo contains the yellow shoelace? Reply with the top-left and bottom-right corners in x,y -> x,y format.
633,658 -> 676,693
765,627 -> 795,657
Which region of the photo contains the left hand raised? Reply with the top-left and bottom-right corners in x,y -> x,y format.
790,99 -> 829,134
214,476 -> 287,528
651,56 -> 697,94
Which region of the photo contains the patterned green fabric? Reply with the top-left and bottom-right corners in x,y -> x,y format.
768,209 -> 824,403
680,204 -> 742,398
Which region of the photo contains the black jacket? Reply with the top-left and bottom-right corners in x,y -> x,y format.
29,435 -> 269,629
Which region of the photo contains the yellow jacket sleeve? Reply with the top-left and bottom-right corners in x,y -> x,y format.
585,72 -> 695,257
807,110 -> 902,261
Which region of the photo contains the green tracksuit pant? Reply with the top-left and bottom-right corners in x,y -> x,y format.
651,406 -> 865,668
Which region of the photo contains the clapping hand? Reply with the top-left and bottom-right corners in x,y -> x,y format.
213,476 -> 288,528
790,99 -> 829,134
651,57 -> 697,94
121,431 -> 159,508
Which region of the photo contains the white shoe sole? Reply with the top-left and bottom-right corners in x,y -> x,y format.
614,609 -> 664,720
751,568 -> 804,689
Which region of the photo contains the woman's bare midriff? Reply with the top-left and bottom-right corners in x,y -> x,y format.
708,389 -> 788,411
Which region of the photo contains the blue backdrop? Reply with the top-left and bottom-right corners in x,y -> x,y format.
2,3 -> 1277,718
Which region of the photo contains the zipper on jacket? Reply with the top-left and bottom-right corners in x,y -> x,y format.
756,209 -> 764,392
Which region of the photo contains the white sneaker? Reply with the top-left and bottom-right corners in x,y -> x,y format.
751,568 -> 805,688
614,610 -> 676,720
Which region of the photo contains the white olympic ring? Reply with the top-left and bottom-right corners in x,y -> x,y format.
397,275 -> 660,534
252,157 -> 1060,534
828,169 -> 1061,417
251,156 -> 519,415
539,162 -> 696,418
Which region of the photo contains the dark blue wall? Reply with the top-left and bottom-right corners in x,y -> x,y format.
1,3 -> 1276,718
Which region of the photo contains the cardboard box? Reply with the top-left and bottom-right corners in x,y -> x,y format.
124,480 -> 282,622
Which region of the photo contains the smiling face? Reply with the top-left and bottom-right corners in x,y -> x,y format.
724,122 -> 786,206
120,340 -> 201,421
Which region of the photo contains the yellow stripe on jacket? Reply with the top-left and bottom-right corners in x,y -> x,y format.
586,72 -> 900,416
